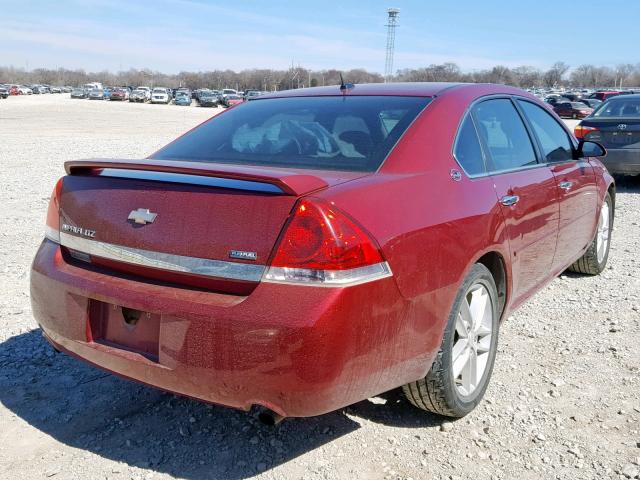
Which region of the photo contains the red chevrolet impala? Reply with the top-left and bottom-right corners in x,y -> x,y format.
31,83 -> 614,422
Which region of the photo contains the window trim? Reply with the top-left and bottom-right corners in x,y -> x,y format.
514,97 -> 579,164
451,112 -> 489,178
452,94 -> 585,179
470,95 -> 542,177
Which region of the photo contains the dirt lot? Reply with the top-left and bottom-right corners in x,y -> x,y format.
0,94 -> 639,480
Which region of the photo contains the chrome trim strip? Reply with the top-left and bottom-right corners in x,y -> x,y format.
45,225 -> 60,243
262,262 -> 393,287
96,169 -> 284,194
59,232 -> 265,282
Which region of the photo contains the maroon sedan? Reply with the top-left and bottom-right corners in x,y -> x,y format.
553,101 -> 594,119
31,83 -> 614,422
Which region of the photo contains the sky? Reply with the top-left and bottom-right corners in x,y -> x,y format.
1,0 -> 638,74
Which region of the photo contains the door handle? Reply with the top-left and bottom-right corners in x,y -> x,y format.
500,195 -> 520,207
559,181 -> 573,191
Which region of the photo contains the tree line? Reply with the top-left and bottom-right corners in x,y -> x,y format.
1,61 -> 639,90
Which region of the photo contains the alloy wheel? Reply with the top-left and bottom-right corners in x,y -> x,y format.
596,201 -> 610,263
452,283 -> 494,397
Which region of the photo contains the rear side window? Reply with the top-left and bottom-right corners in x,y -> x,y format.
473,99 -> 537,172
454,115 -> 485,176
154,96 -> 431,172
593,98 -> 640,117
518,100 -> 573,162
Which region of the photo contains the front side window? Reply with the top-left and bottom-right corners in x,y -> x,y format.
153,96 -> 431,172
472,99 -> 537,172
454,115 -> 485,176
518,100 -> 573,163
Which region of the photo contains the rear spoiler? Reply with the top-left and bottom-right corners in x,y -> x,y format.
64,159 -> 329,196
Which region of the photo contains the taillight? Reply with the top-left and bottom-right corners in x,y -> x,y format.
264,198 -> 392,286
45,178 -> 63,243
574,124 -> 599,140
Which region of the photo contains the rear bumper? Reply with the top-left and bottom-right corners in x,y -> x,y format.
600,149 -> 640,175
30,240 -> 431,417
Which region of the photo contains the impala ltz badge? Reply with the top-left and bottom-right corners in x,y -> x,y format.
62,224 -> 96,238
229,250 -> 258,261
128,208 -> 157,225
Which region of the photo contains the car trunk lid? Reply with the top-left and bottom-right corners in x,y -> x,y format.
581,118 -> 640,149
58,159 -> 367,294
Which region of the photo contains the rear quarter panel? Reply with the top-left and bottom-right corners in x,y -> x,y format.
314,85 -> 517,379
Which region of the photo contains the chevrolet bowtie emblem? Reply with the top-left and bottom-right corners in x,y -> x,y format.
128,208 -> 157,225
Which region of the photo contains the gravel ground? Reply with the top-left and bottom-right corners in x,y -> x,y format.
0,95 -> 639,480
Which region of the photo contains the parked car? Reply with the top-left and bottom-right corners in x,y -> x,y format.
560,92 -> 582,101
220,94 -> 244,107
18,85 -> 33,95
553,101 -> 594,119
245,90 -> 265,100
579,98 -> 602,109
110,88 -> 130,101
129,87 -> 151,103
150,87 -> 171,104
589,91 -> 621,101
50,87 -> 62,94
0,86 -> 8,99
198,91 -> 219,107
88,88 -> 105,100
174,90 -> 192,106
32,83 -> 614,424
575,94 -> 640,175
70,87 -> 87,99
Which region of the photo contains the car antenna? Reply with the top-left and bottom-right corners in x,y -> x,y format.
339,73 -> 354,93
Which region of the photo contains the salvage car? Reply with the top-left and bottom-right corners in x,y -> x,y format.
70,87 -> 87,99
110,87 -> 130,101
31,83 -> 614,423
553,101 -> 594,119
575,94 -> 640,175
88,88 -> 105,100
198,91 -> 219,107
174,90 -> 192,106
220,94 -> 243,107
579,98 -> 602,110
129,87 -> 151,103
150,87 -> 171,104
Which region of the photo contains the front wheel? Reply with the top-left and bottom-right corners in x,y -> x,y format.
403,263 -> 500,417
569,192 -> 613,275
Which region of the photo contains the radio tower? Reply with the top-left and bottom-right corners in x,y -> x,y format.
384,8 -> 400,82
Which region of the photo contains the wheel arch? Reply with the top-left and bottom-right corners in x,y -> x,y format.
472,250 -> 510,322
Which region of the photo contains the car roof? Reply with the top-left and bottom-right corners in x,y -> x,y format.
256,82 -> 538,100
259,82 -> 464,99
605,93 -> 640,100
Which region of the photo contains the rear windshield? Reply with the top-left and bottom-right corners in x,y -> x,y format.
153,95 -> 430,172
593,98 -> 640,118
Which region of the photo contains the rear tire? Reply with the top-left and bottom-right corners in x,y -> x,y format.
403,263 -> 500,418
568,192 -> 612,275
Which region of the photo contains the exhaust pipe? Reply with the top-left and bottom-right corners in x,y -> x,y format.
257,409 -> 285,426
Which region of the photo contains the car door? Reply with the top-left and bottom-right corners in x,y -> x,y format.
516,99 -> 598,271
472,98 -> 560,304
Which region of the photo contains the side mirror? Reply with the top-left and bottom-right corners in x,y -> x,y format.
577,140 -> 606,158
